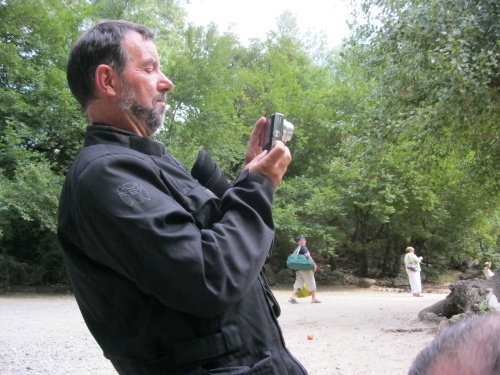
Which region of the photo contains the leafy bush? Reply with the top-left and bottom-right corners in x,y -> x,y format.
422,266 -> 441,283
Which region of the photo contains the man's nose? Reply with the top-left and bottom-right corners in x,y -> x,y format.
159,73 -> 174,92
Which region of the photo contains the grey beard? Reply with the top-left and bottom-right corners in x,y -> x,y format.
128,102 -> 165,133
118,83 -> 166,133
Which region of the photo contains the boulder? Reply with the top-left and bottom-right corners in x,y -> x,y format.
392,274 -> 410,288
358,278 -> 377,288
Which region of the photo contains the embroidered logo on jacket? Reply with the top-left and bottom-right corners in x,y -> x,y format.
117,182 -> 150,206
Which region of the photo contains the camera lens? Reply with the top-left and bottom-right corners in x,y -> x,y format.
282,119 -> 294,143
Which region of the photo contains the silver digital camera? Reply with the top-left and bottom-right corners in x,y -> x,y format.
263,113 -> 294,151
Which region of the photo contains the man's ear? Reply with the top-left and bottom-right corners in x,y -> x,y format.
95,64 -> 119,97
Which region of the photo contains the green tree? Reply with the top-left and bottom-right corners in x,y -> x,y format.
0,0 -> 90,285
158,24 -> 250,177
353,0 -> 500,192
325,0 -> 500,275
1,0 -> 498,286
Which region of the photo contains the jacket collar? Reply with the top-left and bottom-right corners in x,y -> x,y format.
84,124 -> 166,157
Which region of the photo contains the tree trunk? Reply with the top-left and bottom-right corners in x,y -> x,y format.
419,271 -> 500,321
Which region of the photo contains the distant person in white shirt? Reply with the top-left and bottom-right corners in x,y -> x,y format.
483,261 -> 495,279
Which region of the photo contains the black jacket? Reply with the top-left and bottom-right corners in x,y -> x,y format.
58,125 -> 307,375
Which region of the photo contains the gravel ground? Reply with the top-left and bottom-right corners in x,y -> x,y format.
0,287 -> 447,375
0,293 -> 115,375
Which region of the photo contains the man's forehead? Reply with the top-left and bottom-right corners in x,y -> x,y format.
123,31 -> 158,60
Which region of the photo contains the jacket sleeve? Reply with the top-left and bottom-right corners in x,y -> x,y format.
70,150 -> 276,318
405,254 -> 418,264
411,254 -> 422,264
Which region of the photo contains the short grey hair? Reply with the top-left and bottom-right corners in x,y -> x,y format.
408,314 -> 500,375
67,20 -> 155,109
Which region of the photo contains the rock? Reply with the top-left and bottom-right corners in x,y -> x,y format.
459,269 -> 482,280
449,311 -> 474,325
366,268 -> 383,278
344,273 -> 365,286
324,270 -> 345,285
392,274 -> 410,287
420,312 -> 443,324
459,256 -> 475,269
485,288 -> 500,311
437,319 -> 451,333
357,278 -> 376,288
377,278 -> 395,287
437,311 -> 477,334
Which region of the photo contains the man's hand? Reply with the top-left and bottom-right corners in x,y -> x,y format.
244,117 -> 291,188
244,117 -> 267,166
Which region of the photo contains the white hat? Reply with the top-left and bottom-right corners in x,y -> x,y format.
485,261 -> 490,265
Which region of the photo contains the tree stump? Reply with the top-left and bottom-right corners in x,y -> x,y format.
418,271 -> 500,321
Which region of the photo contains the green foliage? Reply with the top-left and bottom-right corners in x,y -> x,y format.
157,24 -> 249,177
478,300 -> 497,316
327,0 -> 500,274
0,0 -> 498,286
422,266 -> 440,284
354,0 -> 500,191
0,0 -> 89,285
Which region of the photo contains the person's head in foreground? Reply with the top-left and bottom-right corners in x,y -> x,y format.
408,314 -> 500,375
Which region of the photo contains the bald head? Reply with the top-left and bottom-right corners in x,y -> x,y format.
409,314 -> 500,375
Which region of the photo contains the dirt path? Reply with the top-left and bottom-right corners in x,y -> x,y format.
275,287 -> 445,375
0,287 -> 447,374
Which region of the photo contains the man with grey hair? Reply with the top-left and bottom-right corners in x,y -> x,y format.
408,314 -> 500,375
58,20 -> 306,374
